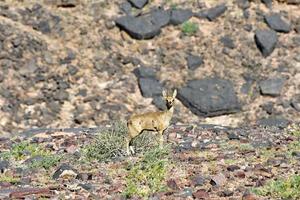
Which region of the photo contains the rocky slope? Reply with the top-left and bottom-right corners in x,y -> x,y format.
0,0 -> 299,136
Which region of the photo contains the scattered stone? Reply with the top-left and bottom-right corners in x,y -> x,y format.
237,0 -> 250,9
234,170 -> 246,178
220,190 -> 234,197
257,117 -> 290,128
119,1 -> 132,14
180,187 -> 193,198
260,102 -> 274,114
34,20 -> 51,34
242,192 -> 258,200
265,13 -> 291,33
9,188 -> 51,199
210,173 -> 226,186
228,133 -> 239,140
291,94 -> 300,112
177,78 -> 241,117
115,15 -> 161,39
191,175 -> 206,186
52,163 -> 78,179
0,160 -> 9,173
259,78 -> 285,96
128,0 -> 148,9
186,54 -> 204,70
138,77 -> 163,98
167,179 -> 179,190
261,0 -> 272,8
54,90 -> 69,101
76,173 -> 93,181
206,3 -> 227,21
148,8 -> 170,28
227,165 -> 240,171
55,0 -> 79,7
170,9 -> 193,25
193,189 -> 209,199
254,29 -> 278,57
79,183 -> 94,191
220,36 -> 235,49
133,67 -> 156,78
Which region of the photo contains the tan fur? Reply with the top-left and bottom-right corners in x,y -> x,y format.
126,89 -> 177,155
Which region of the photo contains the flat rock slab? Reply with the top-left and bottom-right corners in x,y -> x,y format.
115,15 -> 161,39
259,77 -> 285,96
138,77 -> 163,98
206,3 -> 227,21
170,9 -> 193,25
177,77 -> 241,117
265,13 -> 291,33
254,29 -> 278,57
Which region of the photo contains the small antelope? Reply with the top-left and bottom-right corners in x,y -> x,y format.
126,89 -> 177,155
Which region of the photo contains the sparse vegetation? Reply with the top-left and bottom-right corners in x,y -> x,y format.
253,175 -> 300,200
0,141 -> 61,170
181,21 -> 198,36
0,174 -> 20,184
82,121 -> 158,162
29,155 -> 62,170
123,146 -> 171,198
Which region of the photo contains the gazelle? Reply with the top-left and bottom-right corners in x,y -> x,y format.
126,89 -> 177,155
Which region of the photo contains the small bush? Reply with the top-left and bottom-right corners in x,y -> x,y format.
0,141 -> 61,170
82,121 -> 158,162
29,155 -> 62,170
123,146 -> 171,198
181,21 -> 198,36
253,175 -> 300,200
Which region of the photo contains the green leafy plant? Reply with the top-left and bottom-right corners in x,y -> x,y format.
0,174 -> 20,184
253,175 -> 300,200
82,121 -> 158,162
181,21 -> 198,36
123,146 -> 171,198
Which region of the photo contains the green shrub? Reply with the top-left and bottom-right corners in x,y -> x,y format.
123,146 -> 171,198
253,175 -> 300,200
29,154 -> 62,170
181,21 -> 198,36
82,121 -> 158,162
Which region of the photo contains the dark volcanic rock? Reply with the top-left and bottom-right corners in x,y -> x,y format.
128,0 -> 148,9
148,9 -> 171,28
52,163 -> 78,179
119,1 -> 132,14
138,77 -> 163,98
206,3 -> 227,21
133,66 -> 156,78
262,0 -> 272,8
186,54 -> 204,70
237,0 -> 250,9
170,9 -> 193,25
254,29 -> 278,57
291,94 -> 300,112
115,15 -> 161,39
177,78 -> 241,117
0,160 -> 9,173
220,36 -> 235,49
259,78 -> 285,97
257,117 -> 290,128
265,13 -> 291,33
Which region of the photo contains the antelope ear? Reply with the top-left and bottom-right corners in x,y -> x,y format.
162,90 -> 167,98
173,89 -> 177,98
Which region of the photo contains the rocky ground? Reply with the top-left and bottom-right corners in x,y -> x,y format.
0,0 -> 300,199
0,124 -> 299,199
